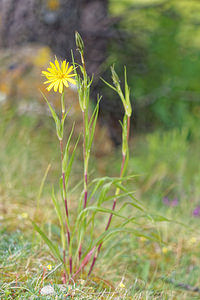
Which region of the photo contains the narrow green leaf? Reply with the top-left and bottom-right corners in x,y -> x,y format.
83,228 -> 162,260
105,190 -> 136,203
77,206 -> 127,224
51,187 -> 64,229
90,174 -> 139,185
99,228 -> 161,246
36,163 -> 51,210
87,178 -> 105,204
100,77 -> 117,92
63,123 -> 75,173
113,181 -> 143,206
32,220 -> 63,263
88,97 -> 100,151
40,90 -> 62,139
118,200 -> 144,213
65,134 -> 81,189
97,182 -> 113,206
88,97 -> 101,129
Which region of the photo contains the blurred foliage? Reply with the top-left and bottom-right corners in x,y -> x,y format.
130,115 -> 200,215
107,0 -> 200,131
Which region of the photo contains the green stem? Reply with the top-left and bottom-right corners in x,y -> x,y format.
88,115 -> 131,276
78,110 -> 88,261
59,92 -> 72,276
77,50 -> 89,262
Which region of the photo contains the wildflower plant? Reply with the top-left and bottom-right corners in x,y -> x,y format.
33,32 -> 163,283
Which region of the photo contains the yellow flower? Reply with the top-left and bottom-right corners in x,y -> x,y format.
79,279 -> 85,286
67,285 -> 72,291
21,212 -> 28,219
119,282 -> 125,289
47,0 -> 60,11
42,58 -> 76,93
47,264 -> 52,271
140,237 -> 147,243
162,247 -> 169,254
189,237 -> 197,244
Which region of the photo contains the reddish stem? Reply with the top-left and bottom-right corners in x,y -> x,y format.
83,173 -> 88,209
60,139 -> 71,278
88,116 -> 131,276
79,244 -> 82,261
63,250 -> 67,284
88,254 -> 97,277
39,267 -> 47,293
69,256 -> 73,275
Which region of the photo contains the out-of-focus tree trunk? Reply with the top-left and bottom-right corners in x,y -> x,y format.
0,0 -> 108,77
0,0 -> 125,144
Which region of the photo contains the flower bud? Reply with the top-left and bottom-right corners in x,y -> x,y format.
75,31 -> 84,52
111,65 -> 120,88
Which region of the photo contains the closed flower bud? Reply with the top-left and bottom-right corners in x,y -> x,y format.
75,31 -> 84,52
111,66 -> 120,88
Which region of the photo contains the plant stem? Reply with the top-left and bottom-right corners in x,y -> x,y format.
63,250 -> 66,284
59,93 -> 72,276
59,140 -> 69,222
82,111 -> 88,208
88,115 -> 131,276
78,110 -> 88,261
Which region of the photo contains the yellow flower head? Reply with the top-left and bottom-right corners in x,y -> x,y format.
21,212 -> 28,219
47,264 -> 52,271
162,247 -> 169,254
42,58 -> 76,93
119,282 -> 125,289
189,237 -> 197,244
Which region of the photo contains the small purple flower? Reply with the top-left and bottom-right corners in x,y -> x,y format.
171,198 -> 178,207
163,197 -> 170,206
163,197 -> 178,207
192,206 -> 200,217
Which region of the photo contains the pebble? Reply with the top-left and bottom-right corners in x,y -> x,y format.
40,285 -> 55,295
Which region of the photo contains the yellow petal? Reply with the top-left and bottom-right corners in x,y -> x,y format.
66,65 -> 73,74
63,79 -> 69,88
42,71 -> 53,77
47,81 -> 56,91
61,60 -> 66,73
66,73 -> 76,77
55,59 -> 61,72
66,78 -> 76,85
53,80 -> 60,92
47,67 -> 56,74
59,81 -> 63,93
64,62 -> 69,73
50,61 -> 58,72
44,79 -> 56,84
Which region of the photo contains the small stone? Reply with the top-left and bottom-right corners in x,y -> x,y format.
40,285 -> 55,295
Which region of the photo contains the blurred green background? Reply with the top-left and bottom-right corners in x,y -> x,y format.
107,0 -> 200,131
